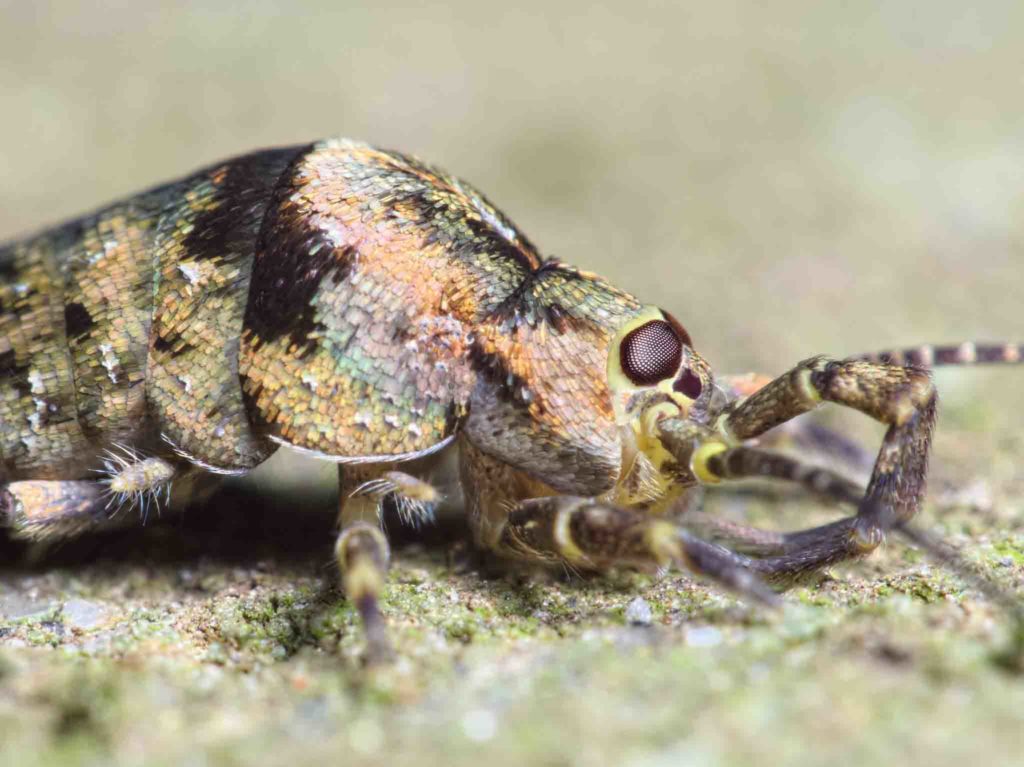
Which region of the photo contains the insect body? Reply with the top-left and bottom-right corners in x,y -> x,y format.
1,138 -> 1021,660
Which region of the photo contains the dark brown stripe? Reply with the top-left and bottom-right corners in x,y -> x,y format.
63,301 -> 94,339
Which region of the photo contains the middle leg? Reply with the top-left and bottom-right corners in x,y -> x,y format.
335,463 -> 395,662
334,462 -> 442,662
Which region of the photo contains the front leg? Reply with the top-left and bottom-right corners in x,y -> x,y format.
496,496 -> 779,606
719,356 -> 937,543
643,357 -> 936,585
458,438 -> 776,606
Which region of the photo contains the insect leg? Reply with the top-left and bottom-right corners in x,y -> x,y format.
668,429 -> 1024,648
735,340 -> 1024,483
716,373 -> 873,474
2,451 -> 187,540
718,356 -> 936,533
2,480 -> 111,539
495,496 -> 779,606
351,471 -> 442,529
697,445 -> 864,505
679,445 -> 864,556
95,447 -> 178,522
335,464 -> 394,663
655,359 -> 934,579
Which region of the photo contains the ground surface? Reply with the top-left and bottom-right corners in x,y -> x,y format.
2,398 -> 1023,767
2,3 -> 1024,765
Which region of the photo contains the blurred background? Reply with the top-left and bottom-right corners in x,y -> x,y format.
5,0 -> 1022,502
2,1 -> 1021,380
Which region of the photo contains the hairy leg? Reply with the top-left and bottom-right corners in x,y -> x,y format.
1,452 -> 182,540
335,463 -> 394,662
334,459 -> 444,661
494,495 -> 779,606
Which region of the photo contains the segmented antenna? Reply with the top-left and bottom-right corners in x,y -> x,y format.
850,342 -> 1022,367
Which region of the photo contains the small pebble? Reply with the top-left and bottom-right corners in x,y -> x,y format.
0,594 -> 59,622
62,599 -> 108,630
625,597 -> 653,626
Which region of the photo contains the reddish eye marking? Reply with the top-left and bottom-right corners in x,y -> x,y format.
673,369 -> 703,399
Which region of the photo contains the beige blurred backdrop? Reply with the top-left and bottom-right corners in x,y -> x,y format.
1,0 -> 1021,383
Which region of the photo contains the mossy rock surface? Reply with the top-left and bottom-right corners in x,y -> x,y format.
2,409 -> 1023,767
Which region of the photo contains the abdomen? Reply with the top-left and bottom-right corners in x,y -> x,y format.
0,146 -> 303,480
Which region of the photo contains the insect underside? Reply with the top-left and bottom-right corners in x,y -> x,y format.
0,137 -> 1021,662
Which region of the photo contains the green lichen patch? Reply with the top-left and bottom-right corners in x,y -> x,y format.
2,401 -> 1023,767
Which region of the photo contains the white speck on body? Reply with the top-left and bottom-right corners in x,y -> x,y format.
27,369 -> 45,394
178,262 -> 202,286
99,343 -> 120,384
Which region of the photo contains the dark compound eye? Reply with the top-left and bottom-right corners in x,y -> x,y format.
620,320 -> 684,386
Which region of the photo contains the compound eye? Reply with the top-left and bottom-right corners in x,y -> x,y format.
620,320 -> 683,386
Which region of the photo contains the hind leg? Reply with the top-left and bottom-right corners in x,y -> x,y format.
1,453 -> 184,540
2,480 -> 112,539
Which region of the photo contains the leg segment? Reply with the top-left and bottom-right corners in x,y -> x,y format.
681,513 -> 864,578
2,480 -> 110,539
717,372 -> 874,474
335,463 -> 394,662
679,445 -> 870,571
698,445 -> 864,506
656,357 -> 937,584
96,447 -> 178,522
496,496 -> 780,606
2,452 -> 182,540
720,356 -> 936,527
349,470 -> 442,529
